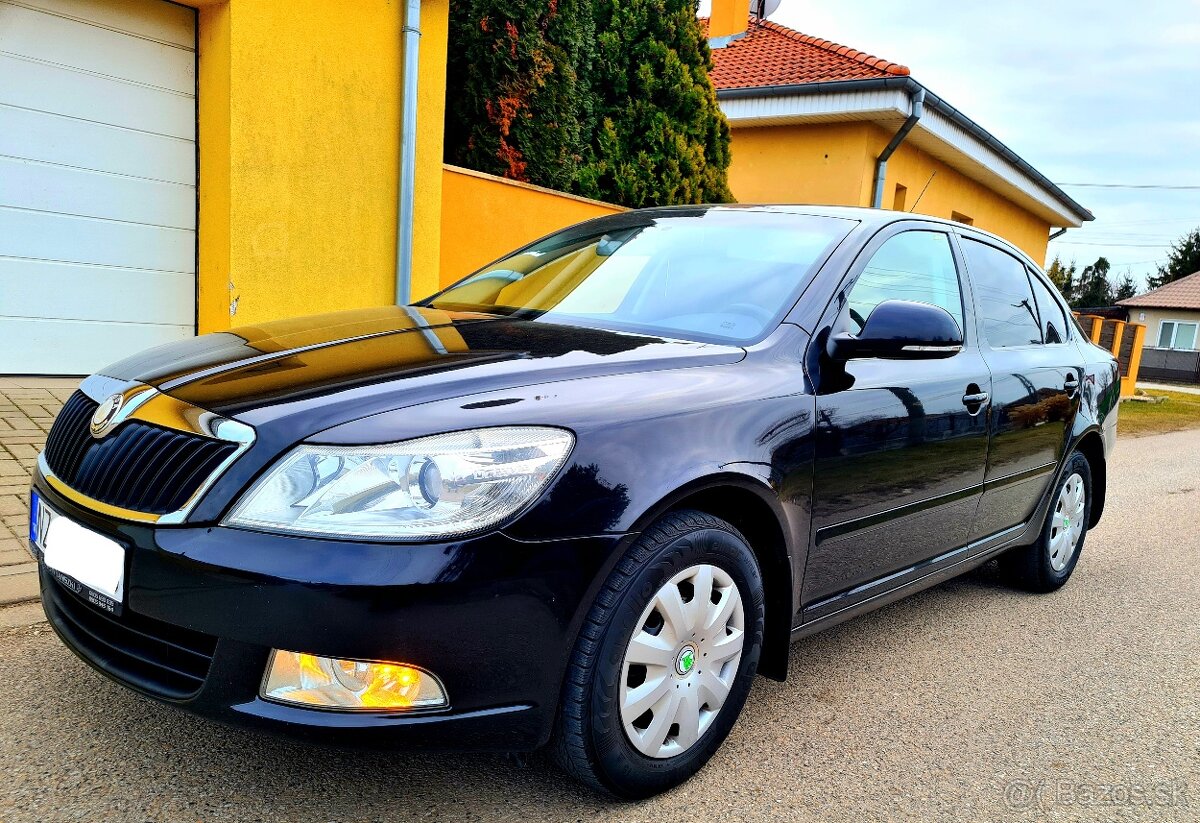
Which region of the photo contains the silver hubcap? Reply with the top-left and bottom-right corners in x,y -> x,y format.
619,564 -> 745,759
1050,472 -> 1086,572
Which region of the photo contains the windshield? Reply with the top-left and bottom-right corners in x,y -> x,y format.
424,209 -> 855,344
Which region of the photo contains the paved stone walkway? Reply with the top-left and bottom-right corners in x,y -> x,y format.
0,377 -> 79,605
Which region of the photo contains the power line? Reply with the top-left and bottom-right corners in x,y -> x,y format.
1095,216 -> 1200,225
1058,183 -> 1200,190
1051,241 -> 1171,247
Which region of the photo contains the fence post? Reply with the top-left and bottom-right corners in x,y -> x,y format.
1089,316 -> 1103,344
1122,323 -> 1147,397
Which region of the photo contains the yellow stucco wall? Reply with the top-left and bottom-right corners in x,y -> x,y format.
727,123 -> 875,208
188,0 -> 448,333
866,125 -> 1052,263
727,121 -> 1053,264
439,165 -> 625,288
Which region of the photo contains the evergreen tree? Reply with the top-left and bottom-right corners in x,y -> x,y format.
576,0 -> 733,206
1114,272 -> 1137,302
443,0 -> 734,207
1071,256 -> 1113,308
1046,256 -> 1077,303
1148,227 -> 1200,288
445,0 -> 595,191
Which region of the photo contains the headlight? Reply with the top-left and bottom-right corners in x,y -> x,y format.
224,426 -> 574,539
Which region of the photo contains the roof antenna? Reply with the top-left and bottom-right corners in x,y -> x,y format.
909,171 -> 937,212
751,0 -> 780,26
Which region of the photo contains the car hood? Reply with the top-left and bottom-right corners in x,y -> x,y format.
98,306 -> 746,435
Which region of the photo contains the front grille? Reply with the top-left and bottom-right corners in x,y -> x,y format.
44,572 -> 218,699
44,391 -> 237,515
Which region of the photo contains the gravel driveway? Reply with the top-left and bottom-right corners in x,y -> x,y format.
1,428 -> 1196,822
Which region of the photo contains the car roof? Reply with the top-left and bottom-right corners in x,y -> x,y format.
623,203 -> 962,229
618,204 -> 1033,260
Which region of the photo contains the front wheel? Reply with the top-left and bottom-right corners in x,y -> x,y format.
1000,451 -> 1092,592
551,510 -> 765,798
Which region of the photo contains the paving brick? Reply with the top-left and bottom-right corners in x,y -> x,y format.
0,495 -> 27,516
0,547 -> 31,566
0,462 -> 26,477
0,600 -> 46,627
0,568 -> 38,605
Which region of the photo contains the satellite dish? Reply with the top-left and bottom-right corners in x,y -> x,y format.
749,0 -> 782,20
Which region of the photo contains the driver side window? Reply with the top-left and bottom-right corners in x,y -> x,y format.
847,231 -> 964,334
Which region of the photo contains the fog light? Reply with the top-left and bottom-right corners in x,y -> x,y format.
261,650 -> 447,711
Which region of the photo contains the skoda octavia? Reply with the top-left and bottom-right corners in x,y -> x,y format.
30,206 -> 1118,798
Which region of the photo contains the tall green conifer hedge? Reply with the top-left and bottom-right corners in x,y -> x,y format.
445,0 -> 733,206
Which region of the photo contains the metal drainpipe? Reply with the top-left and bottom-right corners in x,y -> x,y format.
1049,227 -> 1068,241
395,0 -> 422,305
871,87 -> 926,209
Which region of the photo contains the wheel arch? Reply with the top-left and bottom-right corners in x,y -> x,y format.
632,476 -> 795,682
1072,429 -> 1107,527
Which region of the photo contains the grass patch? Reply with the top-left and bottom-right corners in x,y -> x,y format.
1118,389 -> 1200,437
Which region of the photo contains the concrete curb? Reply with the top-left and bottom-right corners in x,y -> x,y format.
0,600 -> 45,629
0,562 -> 38,607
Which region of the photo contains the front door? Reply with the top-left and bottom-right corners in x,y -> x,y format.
805,228 -> 991,607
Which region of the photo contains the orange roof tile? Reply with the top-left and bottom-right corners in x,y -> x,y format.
1118,270 -> 1200,310
703,17 -> 910,90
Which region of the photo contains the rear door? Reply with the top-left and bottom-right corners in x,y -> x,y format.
959,235 -> 1079,541
805,227 -> 992,607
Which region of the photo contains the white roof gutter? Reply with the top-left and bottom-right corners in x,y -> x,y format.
717,76 -> 1094,226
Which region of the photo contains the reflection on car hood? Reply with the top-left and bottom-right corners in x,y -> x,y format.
98,306 -> 746,434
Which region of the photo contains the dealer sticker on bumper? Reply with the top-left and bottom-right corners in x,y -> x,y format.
30,491 -> 126,616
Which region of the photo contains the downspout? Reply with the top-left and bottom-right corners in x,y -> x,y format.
871,87 -> 925,208
1049,227 -> 1068,241
395,0 -> 422,305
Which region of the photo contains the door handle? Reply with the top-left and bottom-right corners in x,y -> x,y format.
962,383 -> 989,415
1063,373 -> 1079,398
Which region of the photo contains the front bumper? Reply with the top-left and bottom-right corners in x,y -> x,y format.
34,478 -> 627,751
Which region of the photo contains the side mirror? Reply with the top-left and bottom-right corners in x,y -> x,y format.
829,300 -> 963,361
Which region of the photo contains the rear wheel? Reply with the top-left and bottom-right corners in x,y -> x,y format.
551,510 -> 765,798
1000,451 -> 1092,592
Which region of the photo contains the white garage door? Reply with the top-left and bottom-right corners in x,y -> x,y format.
0,0 -> 196,375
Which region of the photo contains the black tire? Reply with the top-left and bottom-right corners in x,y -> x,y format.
551,510 -> 765,799
1000,451 -> 1092,593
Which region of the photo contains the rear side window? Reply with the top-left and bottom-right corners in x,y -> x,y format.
846,231 -> 963,334
1028,270 -> 1069,344
962,238 -> 1041,347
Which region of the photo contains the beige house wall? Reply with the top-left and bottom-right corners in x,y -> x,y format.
1128,308 -> 1200,349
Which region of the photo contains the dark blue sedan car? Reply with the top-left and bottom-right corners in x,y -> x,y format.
29,206 -> 1119,797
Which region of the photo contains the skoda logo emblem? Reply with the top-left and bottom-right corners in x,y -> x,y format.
90,393 -> 125,438
675,644 -> 697,676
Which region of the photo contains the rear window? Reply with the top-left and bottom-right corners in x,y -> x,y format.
961,238 -> 1041,348
1028,270 -> 1069,344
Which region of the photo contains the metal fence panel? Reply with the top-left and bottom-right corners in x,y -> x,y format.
1138,347 -> 1200,384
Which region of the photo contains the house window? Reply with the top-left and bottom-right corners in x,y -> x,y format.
950,211 -> 974,226
1158,320 -> 1199,350
892,184 -> 907,211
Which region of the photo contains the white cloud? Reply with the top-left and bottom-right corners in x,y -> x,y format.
743,0 -> 1200,287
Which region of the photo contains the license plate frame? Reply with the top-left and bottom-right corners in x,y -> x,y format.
31,493 -> 126,616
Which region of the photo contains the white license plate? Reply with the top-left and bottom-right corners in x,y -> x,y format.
31,493 -> 126,615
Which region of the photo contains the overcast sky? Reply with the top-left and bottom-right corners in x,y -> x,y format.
700,0 -> 1200,289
